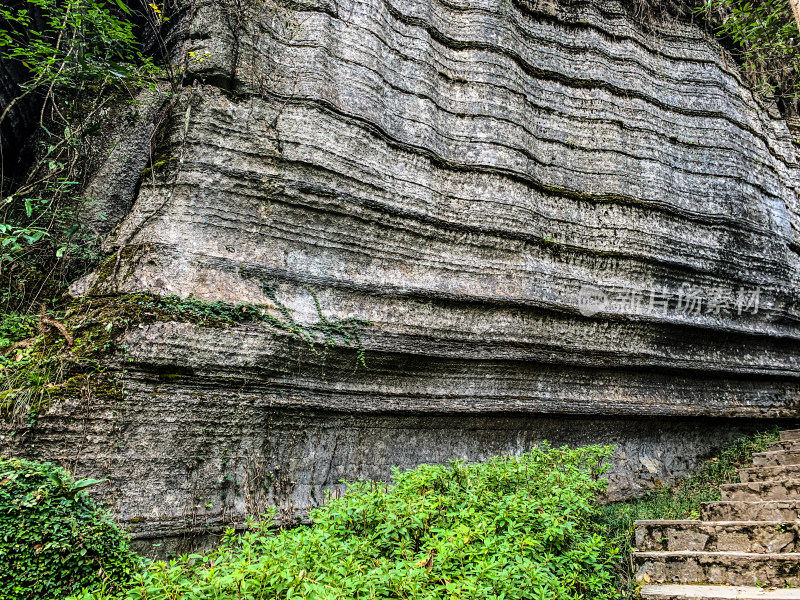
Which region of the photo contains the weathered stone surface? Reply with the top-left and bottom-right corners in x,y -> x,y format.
767,440 -> 800,452
721,480 -> 800,502
781,430 -> 800,442
640,585 -> 800,600
754,452 -> 800,467
702,501 -> 800,522
636,520 -> 800,553
100,0 -> 800,412
740,465 -> 800,484
79,86 -> 172,238
3,0 -> 800,545
103,0 -> 800,393
634,552 -> 800,586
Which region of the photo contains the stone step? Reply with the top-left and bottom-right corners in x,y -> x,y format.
740,466 -> 800,484
633,551 -> 800,586
640,585 -> 800,600
721,480 -> 800,502
702,501 -> 800,522
635,521 -> 800,553
780,430 -> 800,442
767,441 -> 800,452
753,452 -> 800,467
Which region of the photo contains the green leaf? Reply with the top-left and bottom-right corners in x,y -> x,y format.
114,0 -> 133,15
71,478 -> 108,492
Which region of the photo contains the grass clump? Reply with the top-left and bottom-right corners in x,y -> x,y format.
0,458 -> 140,600
75,444 -> 620,600
597,428 -> 781,596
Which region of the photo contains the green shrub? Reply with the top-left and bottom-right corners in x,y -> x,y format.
0,312 -> 39,351
0,458 -> 141,599
0,0 -> 164,313
78,444 -> 619,600
696,1 -> 800,103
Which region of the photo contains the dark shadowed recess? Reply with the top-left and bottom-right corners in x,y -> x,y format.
0,0 -> 186,188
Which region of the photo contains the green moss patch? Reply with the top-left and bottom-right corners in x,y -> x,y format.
1,291 -> 370,422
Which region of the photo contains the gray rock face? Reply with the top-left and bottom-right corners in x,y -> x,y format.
78,86 -> 173,238
3,0 -> 800,545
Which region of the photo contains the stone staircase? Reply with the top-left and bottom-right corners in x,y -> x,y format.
634,429 -> 800,599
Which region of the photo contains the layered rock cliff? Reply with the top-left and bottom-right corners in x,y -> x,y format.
3,0 -> 800,552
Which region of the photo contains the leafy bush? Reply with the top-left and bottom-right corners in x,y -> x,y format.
78,444 -> 619,600
0,458 -> 141,599
0,0 -> 161,94
696,1 -> 800,106
0,312 -> 39,351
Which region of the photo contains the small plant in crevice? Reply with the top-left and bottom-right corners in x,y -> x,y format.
241,268 -> 371,373
0,303 -> 87,422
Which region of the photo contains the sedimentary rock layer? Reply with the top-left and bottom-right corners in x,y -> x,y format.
111,0 -> 800,353
0,374 -> 771,555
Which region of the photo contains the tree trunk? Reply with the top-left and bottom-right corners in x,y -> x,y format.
791,0 -> 800,33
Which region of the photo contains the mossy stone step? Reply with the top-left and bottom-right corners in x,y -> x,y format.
633,551 -> 800,587
635,521 -> 800,553
640,585 -> 800,599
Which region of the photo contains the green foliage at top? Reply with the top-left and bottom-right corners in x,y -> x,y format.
0,0 -> 161,94
597,428 -> 780,597
0,0 -> 165,313
697,0 -> 800,103
0,458 -> 141,600
75,444 -> 619,600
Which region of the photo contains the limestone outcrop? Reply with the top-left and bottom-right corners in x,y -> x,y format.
3,0 -> 800,550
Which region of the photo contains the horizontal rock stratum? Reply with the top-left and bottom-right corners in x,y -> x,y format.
3,0 -> 800,549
